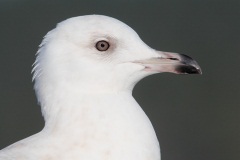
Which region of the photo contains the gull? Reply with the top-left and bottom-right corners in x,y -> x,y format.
0,15 -> 201,160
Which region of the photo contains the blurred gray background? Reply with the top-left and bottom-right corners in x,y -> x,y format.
0,0 -> 239,160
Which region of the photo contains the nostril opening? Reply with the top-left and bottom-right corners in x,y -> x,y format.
169,58 -> 179,61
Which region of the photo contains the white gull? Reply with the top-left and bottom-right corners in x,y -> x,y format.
0,15 -> 201,160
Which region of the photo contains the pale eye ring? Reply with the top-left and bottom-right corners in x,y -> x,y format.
95,40 -> 110,51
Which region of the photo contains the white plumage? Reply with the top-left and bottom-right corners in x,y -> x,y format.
0,15 -> 201,160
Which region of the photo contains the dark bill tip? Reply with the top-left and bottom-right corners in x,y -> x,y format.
176,65 -> 202,74
175,53 -> 202,74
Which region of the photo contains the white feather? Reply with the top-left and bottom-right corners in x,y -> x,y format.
0,15 -> 160,160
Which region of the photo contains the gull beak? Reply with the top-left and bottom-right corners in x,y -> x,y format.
135,51 -> 202,74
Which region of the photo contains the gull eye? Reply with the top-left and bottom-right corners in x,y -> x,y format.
95,40 -> 110,51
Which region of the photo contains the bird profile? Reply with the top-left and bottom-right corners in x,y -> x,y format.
0,15 -> 201,160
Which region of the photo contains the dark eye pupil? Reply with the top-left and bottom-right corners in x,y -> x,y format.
96,40 -> 110,51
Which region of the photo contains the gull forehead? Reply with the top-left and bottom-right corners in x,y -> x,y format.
57,15 -> 139,37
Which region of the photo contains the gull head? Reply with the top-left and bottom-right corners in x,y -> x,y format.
32,15 -> 201,114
